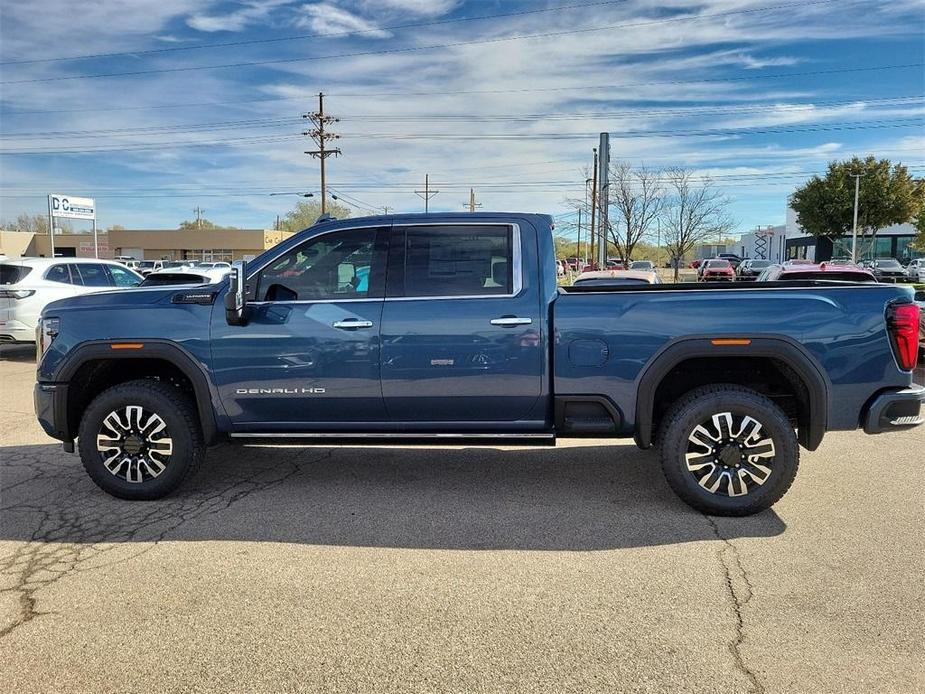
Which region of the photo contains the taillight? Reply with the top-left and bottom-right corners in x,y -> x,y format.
887,303 -> 920,371
0,289 -> 35,299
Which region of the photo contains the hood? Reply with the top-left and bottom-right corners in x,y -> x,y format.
43,283 -> 224,316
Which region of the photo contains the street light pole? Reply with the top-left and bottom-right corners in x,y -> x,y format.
850,173 -> 862,263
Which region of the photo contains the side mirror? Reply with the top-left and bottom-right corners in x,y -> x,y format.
225,260 -> 248,326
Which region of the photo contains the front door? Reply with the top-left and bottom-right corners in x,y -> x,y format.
379,223 -> 544,425
210,226 -> 389,431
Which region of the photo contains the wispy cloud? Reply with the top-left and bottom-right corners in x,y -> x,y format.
296,3 -> 390,38
0,0 -> 922,232
187,0 -> 292,33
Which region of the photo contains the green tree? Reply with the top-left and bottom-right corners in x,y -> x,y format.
279,199 -> 353,232
178,217 -> 237,230
790,157 -> 924,256
3,213 -> 49,234
914,206 -> 925,250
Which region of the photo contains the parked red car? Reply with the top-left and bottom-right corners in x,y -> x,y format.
698,259 -> 736,281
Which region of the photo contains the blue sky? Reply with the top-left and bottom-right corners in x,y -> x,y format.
0,0 -> 923,235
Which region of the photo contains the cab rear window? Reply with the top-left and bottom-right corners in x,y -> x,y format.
0,264 -> 32,285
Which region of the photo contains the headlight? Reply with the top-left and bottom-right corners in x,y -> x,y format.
36,317 -> 60,358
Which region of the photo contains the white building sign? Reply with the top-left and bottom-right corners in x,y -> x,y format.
49,194 -> 96,221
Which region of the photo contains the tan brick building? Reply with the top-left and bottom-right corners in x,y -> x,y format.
1,228 -> 294,261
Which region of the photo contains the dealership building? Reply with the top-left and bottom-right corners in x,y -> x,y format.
734,208 -> 921,263
0,227 -> 294,261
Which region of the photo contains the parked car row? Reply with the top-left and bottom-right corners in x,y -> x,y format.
1,256 -> 232,344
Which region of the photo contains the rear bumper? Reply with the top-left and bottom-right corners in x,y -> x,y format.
0,319 -> 35,343
862,384 -> 925,434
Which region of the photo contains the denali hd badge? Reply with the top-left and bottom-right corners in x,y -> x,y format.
236,387 -> 326,394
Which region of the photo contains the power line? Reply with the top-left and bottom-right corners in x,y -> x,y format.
4,63 -> 920,116
3,116 -> 921,155
0,1 -> 633,66
5,95 -> 919,140
0,0 -> 851,85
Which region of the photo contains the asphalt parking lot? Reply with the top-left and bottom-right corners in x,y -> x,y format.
1,343 -> 923,693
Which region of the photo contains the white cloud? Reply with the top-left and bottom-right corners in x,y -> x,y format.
358,0 -> 458,17
297,3 -> 390,38
187,0 -> 292,33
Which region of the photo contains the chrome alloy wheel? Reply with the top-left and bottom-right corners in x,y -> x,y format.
96,406 -> 174,484
685,412 -> 776,497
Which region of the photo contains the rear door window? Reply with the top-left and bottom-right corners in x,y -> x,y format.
390,225 -> 513,298
73,264 -> 111,287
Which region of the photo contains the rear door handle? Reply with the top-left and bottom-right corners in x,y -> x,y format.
332,319 -> 374,330
490,317 -> 533,327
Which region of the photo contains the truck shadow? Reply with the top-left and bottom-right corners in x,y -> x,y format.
0,441 -> 785,551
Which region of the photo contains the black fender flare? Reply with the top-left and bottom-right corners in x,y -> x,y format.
634,336 -> 830,451
54,339 -> 219,445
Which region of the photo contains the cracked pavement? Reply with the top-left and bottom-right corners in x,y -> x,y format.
1,344 -> 923,693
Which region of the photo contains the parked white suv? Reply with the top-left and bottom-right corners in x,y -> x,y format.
0,258 -> 143,343
904,258 -> 925,282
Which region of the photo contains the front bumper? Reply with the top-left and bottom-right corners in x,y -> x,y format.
862,384 -> 925,434
34,382 -> 71,444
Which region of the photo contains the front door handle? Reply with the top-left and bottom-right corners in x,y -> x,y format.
332,319 -> 374,330
490,317 -> 533,327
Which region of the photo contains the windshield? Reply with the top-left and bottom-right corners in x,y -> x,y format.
137,261 -> 156,269
0,264 -> 33,285
875,259 -> 902,268
707,260 -> 730,268
749,260 -> 772,268
630,261 -> 653,269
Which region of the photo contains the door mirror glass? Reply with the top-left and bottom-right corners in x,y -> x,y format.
225,260 -> 248,325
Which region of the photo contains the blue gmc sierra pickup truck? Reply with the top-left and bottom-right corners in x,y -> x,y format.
34,213 -> 923,515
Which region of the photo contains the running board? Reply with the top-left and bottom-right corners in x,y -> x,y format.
231,432 -> 556,446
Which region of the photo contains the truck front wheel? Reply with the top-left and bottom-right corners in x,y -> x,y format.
77,379 -> 205,500
657,385 -> 799,516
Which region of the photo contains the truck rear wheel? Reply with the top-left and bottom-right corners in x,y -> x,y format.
657,385 -> 799,516
77,379 -> 204,500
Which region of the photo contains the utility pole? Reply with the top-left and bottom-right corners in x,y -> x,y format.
597,133 -> 610,268
589,148 -> 598,268
303,92 -> 341,214
193,206 -> 204,229
850,172 -> 862,263
576,208 -> 582,269
463,187 -> 482,213
414,174 -> 439,213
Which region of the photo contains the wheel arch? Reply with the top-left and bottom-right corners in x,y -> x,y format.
634,336 -> 829,451
54,340 -> 218,445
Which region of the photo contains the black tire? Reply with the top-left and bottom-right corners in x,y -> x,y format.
77,379 -> 204,500
657,384 -> 799,516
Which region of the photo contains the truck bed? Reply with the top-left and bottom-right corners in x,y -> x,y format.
553,281 -> 916,438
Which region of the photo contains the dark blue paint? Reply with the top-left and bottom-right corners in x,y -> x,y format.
36,212 -> 920,444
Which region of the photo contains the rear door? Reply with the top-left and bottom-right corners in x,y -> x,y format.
379,222 -> 544,424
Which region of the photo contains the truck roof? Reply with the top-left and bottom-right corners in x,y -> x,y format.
308,211 -> 555,228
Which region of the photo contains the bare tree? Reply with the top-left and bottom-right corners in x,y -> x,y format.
607,162 -> 665,263
660,168 -> 735,281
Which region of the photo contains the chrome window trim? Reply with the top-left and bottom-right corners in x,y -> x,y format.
246,221 -> 523,305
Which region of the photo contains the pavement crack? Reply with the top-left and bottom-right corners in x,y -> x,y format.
704,514 -> 764,694
0,444 -> 337,641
